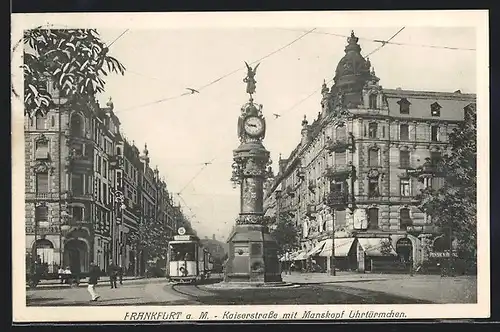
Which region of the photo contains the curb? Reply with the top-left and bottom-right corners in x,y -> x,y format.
27,278 -> 166,290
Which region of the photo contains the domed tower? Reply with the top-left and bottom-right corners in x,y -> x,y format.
333,31 -> 372,108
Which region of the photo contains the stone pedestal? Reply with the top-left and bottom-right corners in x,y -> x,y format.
224,224 -> 282,283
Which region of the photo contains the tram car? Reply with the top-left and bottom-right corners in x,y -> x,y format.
167,229 -> 213,284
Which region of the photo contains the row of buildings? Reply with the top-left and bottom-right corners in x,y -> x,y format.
263,31 -> 476,273
25,85 -> 191,276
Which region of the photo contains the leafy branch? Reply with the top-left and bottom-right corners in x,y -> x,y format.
23,28 -> 126,116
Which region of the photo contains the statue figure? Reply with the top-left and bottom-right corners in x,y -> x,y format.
243,62 -> 260,96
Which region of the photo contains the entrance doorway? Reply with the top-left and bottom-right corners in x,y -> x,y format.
396,238 -> 413,263
64,239 -> 89,275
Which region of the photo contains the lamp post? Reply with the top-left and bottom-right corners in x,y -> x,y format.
119,203 -> 126,268
330,209 -> 336,276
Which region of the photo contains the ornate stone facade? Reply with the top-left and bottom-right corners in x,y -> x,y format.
263,31 -> 476,272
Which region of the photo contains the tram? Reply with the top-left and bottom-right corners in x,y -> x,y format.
167,227 -> 213,283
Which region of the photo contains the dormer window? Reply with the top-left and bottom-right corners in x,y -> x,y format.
369,94 -> 378,109
397,98 -> 411,114
431,102 -> 441,117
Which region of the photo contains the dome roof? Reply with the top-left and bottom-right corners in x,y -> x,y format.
334,31 -> 372,88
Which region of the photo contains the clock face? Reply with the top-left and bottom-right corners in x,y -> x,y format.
244,116 -> 264,137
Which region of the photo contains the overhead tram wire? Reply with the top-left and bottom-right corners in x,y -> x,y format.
364,27 -> 406,58
277,27 -> 476,51
106,29 -> 130,47
116,28 -> 317,113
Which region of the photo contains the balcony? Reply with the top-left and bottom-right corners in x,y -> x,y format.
324,165 -> 353,179
324,190 -> 349,208
66,151 -> 92,170
325,138 -> 353,153
25,192 -> 59,201
61,190 -> 93,201
25,223 -> 61,234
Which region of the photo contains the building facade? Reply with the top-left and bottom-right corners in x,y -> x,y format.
264,31 -> 476,273
25,89 -> 190,276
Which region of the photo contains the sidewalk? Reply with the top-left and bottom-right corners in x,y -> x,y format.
281,271 -> 398,284
28,276 -> 164,289
282,272 -> 477,303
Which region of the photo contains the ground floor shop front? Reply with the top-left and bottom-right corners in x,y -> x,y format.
280,231 -> 453,274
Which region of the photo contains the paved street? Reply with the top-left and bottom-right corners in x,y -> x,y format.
26,273 -> 477,306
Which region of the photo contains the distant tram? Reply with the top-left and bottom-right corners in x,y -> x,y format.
167,227 -> 213,283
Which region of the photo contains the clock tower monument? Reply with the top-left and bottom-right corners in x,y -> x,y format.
224,62 -> 282,283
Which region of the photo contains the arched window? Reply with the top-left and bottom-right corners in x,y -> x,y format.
34,239 -> 55,265
36,113 -> 46,130
369,94 -> 378,109
70,114 -> 84,137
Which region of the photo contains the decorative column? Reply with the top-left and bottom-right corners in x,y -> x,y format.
224,62 -> 282,283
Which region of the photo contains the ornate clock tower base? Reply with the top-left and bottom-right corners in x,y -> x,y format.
222,64 -> 282,284
224,224 -> 282,283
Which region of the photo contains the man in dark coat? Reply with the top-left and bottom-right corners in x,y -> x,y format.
108,260 -> 119,289
87,262 -> 101,301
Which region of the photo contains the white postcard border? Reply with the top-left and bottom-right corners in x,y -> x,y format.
11,10 -> 490,322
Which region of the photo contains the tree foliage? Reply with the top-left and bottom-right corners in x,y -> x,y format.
23,28 -> 126,116
269,213 -> 300,255
417,105 -> 477,260
129,219 -> 170,262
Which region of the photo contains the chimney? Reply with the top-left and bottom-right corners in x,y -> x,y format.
212,234 -> 216,241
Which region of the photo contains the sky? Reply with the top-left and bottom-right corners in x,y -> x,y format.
93,26 -> 477,241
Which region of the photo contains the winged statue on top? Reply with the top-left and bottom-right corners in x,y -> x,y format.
243,61 -> 260,96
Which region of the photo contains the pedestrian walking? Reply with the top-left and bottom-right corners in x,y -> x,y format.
87,262 -> 101,302
118,265 -> 124,285
108,260 -> 118,288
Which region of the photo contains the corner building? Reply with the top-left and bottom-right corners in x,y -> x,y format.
264,31 -> 476,272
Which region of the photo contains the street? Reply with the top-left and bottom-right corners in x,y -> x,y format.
26,273 -> 477,306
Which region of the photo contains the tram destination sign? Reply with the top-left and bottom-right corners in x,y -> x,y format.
173,235 -> 192,241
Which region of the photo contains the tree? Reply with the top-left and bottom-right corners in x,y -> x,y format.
417,104 -> 477,261
269,213 -> 300,255
130,218 -> 170,262
23,28 -> 126,116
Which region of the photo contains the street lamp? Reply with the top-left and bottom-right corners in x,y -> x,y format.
119,203 -> 126,267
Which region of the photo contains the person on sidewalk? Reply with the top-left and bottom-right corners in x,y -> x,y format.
87,262 -> 101,302
108,260 -> 119,289
118,265 -> 124,285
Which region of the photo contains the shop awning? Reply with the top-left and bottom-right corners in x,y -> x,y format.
319,238 -> 356,257
294,250 -> 308,261
280,252 -> 294,262
306,241 -> 326,257
358,238 -> 397,256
